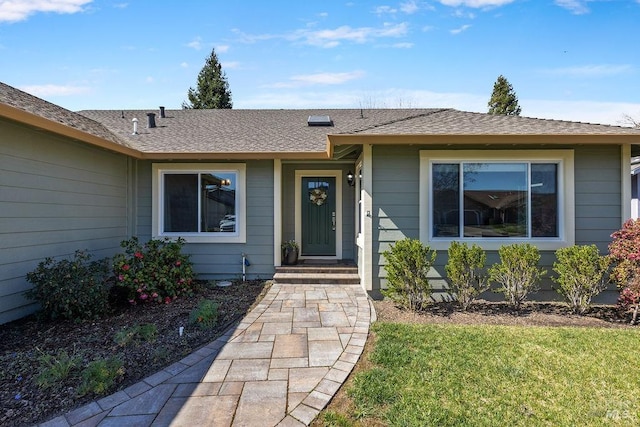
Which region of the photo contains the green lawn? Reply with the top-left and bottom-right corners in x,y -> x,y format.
327,323 -> 640,426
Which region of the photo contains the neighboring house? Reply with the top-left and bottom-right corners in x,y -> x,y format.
3,81 -> 640,323
631,156 -> 640,219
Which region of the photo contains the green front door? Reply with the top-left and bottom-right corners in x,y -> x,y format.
301,177 -> 336,256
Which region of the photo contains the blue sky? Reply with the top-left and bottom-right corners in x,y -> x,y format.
1,0 -> 639,125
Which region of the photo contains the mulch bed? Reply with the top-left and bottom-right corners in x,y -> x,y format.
0,280 -> 271,427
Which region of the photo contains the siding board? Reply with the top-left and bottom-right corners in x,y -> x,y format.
0,119 -> 130,324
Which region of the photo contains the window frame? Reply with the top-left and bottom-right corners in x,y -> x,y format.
419,150 -> 574,251
152,163 -> 246,243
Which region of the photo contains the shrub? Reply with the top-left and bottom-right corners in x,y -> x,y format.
445,242 -> 489,311
114,323 -> 158,346
25,250 -> 111,321
77,357 -> 124,397
609,219 -> 640,324
189,299 -> 219,329
112,237 -> 195,305
382,238 -> 437,311
489,243 -> 546,309
552,245 -> 610,314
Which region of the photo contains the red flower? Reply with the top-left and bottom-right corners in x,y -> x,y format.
175,261 -> 181,267
164,297 -> 171,304
122,264 -> 130,271
134,251 -> 144,259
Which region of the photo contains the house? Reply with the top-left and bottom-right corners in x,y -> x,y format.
3,81 -> 640,323
631,156 -> 640,219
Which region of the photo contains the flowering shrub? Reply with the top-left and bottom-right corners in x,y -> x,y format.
609,219 -> 640,324
25,250 -> 111,320
112,237 -> 195,305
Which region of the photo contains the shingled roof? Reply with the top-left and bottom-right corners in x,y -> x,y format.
0,82 -> 133,150
2,81 -> 640,160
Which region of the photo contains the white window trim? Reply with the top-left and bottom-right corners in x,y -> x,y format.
419,150 -> 574,251
152,163 -> 247,243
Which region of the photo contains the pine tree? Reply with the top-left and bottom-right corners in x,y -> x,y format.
183,48 -> 232,109
488,75 -> 521,116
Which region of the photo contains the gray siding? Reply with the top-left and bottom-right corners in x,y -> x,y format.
371,144 -> 623,304
136,160 -> 276,280
0,118 -> 130,323
574,145 -> 621,251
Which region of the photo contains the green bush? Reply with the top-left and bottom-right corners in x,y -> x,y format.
77,357 -> 124,397
489,243 -> 546,309
552,245 -> 610,314
112,237 -> 195,305
445,242 -> 489,311
190,299 -> 219,329
382,238 -> 437,311
114,323 -> 158,346
25,250 -> 111,321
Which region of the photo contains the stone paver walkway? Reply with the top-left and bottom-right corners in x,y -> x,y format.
39,284 -> 374,427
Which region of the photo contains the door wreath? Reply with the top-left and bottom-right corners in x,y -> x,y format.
309,188 -> 328,206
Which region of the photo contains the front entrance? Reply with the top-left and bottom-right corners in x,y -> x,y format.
295,170 -> 342,259
302,176 -> 336,256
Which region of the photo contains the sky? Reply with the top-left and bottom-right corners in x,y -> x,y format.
0,0 -> 639,126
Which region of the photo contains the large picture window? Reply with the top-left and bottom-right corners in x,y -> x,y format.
152,164 -> 246,243
420,150 -> 574,250
432,162 -> 558,238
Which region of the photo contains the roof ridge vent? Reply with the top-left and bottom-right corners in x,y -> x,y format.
307,115 -> 333,126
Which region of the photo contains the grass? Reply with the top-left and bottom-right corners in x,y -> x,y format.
330,323 -> 640,426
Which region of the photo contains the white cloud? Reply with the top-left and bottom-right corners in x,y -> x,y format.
540,64 -> 633,77
266,71 -> 365,88
186,37 -> 203,50
450,24 -> 472,34
18,83 -> 90,97
373,5 -> 397,15
0,0 -> 92,23
180,62 -> 188,68
554,0 -> 591,15
438,0 -> 514,7
215,44 -> 230,53
392,42 -> 414,48
400,0 -> 420,14
237,23 -> 409,49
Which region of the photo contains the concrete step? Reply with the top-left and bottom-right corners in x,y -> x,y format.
273,264 -> 360,285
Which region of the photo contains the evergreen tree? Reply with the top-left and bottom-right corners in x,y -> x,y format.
183,48 -> 232,109
487,75 -> 521,116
